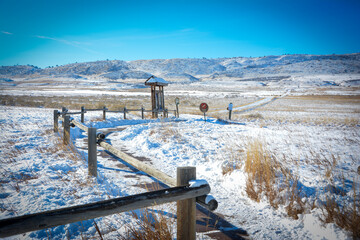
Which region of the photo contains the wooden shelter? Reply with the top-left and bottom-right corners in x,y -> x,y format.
145,76 -> 169,118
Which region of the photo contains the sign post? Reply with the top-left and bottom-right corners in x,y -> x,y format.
175,97 -> 180,118
199,103 -> 209,122
228,102 -> 233,120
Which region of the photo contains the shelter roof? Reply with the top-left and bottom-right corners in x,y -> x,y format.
145,76 -> 169,86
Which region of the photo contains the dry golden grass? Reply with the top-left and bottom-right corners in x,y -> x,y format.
286,95 -> 360,102
243,140 -> 311,218
0,94 -> 152,111
244,140 -> 281,206
320,182 -> 360,239
242,138 -> 360,237
121,208 -> 174,240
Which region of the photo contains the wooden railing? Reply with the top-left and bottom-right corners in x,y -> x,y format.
68,105 -> 179,122
0,168 -> 210,240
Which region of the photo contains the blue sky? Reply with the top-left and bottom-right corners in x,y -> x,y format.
1,0 -> 360,68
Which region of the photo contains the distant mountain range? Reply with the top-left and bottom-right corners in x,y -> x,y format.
1,53 -> 359,83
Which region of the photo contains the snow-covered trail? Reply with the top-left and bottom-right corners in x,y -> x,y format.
216,90 -> 291,114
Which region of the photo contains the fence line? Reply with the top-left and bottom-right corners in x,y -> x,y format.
65,116 -> 218,211
49,108 -> 218,239
60,105 -> 179,122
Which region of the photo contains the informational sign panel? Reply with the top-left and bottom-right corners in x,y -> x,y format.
199,103 -> 209,113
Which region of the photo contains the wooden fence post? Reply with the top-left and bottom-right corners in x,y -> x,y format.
81,106 -> 85,123
123,107 -> 127,120
63,115 -> 70,145
62,107 -> 67,127
103,106 -> 106,120
141,107 -> 144,119
177,167 -> 196,240
54,110 -> 59,132
88,128 -> 97,177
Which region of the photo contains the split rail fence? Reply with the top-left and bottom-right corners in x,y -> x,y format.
0,107 -> 216,240
63,105 -> 179,123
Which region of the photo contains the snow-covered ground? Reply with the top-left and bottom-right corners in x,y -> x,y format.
1,90 -> 359,239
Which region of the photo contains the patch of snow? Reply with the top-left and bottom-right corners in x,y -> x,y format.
189,179 -> 208,188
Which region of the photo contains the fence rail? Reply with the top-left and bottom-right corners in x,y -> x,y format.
0,179 -> 210,238
57,105 -> 179,122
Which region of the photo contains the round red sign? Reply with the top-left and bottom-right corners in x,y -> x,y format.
199,103 -> 209,113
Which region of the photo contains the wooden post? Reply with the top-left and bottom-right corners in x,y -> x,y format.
151,86 -> 156,118
123,107 -> 127,120
81,106 -> 85,123
88,128 -> 97,177
141,107 -> 144,119
63,115 -> 70,145
228,103 -> 233,121
53,110 -> 59,132
177,167 -> 196,240
161,86 -> 165,114
103,106 -> 106,120
176,104 -> 179,118
62,107 -> 67,127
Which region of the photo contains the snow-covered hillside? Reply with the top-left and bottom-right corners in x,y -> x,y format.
1,53 -> 359,83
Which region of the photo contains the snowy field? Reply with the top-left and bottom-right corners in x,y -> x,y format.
0,88 -> 359,239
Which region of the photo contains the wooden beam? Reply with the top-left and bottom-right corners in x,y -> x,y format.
103,106 -> 107,120
0,184 -> 210,238
81,106 -> 85,123
88,128 -> 97,177
99,141 -> 177,187
177,167 -> 196,240
53,110 -> 59,132
71,119 -> 88,132
63,115 -> 70,145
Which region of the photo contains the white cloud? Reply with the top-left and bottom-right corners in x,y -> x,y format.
1,31 -> 13,35
35,35 -> 102,55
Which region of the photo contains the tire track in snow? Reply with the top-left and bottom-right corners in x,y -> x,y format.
217,90 -> 291,115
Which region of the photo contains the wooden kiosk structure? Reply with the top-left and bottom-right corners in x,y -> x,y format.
145,76 -> 169,118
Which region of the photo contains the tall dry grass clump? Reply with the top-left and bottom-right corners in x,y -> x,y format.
122,209 -> 174,240
320,182 -> 360,239
244,140 -> 279,205
242,139 -> 360,237
243,140 -> 307,218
